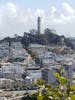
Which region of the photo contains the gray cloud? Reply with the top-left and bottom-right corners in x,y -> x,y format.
0,2 -> 75,39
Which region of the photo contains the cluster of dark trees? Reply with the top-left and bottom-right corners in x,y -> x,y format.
19,28 -> 74,49
21,28 -> 62,47
0,28 -> 74,49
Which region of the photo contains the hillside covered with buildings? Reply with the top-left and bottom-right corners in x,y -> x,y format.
0,17 -> 75,99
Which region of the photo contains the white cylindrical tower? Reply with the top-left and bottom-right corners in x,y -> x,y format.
37,16 -> 41,34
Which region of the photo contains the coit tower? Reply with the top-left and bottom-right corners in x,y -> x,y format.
37,16 -> 41,34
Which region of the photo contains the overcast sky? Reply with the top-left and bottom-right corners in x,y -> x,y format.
0,0 -> 75,39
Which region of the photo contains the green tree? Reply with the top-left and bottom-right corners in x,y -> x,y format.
29,67 -> 75,100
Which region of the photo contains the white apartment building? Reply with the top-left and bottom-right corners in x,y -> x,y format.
0,41 -> 28,59
41,64 -> 73,84
41,68 -> 56,83
0,64 -> 24,79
